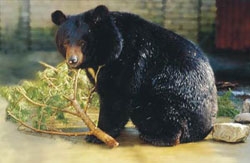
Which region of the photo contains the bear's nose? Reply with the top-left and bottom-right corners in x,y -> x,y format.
68,55 -> 78,64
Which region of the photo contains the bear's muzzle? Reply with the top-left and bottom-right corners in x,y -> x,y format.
65,45 -> 84,68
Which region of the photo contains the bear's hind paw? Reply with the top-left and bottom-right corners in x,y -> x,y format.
139,134 -> 181,146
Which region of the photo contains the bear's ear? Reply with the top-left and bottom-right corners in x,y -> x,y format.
51,10 -> 67,26
92,5 -> 109,24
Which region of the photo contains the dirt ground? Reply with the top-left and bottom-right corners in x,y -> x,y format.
1,97 -> 250,163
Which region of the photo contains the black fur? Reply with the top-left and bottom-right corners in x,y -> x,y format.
52,5 -> 218,146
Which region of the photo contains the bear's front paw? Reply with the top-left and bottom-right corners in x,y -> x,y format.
85,135 -> 103,144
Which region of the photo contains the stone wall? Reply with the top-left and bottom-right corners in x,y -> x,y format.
0,0 -> 216,52
199,0 -> 216,50
164,0 -> 200,42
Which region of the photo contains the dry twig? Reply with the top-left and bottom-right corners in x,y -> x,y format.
8,111 -> 92,136
39,61 -> 58,72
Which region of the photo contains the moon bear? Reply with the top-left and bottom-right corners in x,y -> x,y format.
51,5 -> 217,146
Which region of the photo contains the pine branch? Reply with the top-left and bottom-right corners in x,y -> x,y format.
6,63 -> 119,148
16,87 -> 79,117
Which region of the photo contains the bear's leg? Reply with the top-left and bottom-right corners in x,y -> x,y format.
136,116 -> 184,146
131,102 -> 188,146
139,130 -> 182,146
85,97 -> 129,144
139,123 -> 183,146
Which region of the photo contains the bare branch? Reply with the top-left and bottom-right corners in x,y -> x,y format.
68,66 -> 119,148
8,111 -> 92,136
69,98 -> 119,148
73,69 -> 81,100
39,61 -> 58,72
42,74 -> 58,90
84,66 -> 103,112
16,87 -> 46,107
83,85 -> 95,112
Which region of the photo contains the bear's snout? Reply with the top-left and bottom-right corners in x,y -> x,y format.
65,46 -> 84,68
68,55 -> 78,64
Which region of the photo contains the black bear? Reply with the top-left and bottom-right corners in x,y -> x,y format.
51,5 -> 218,146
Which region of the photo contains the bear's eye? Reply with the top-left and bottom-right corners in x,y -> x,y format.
79,40 -> 86,47
63,40 -> 69,47
63,43 -> 67,47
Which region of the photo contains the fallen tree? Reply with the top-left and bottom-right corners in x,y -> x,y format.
0,62 -> 119,148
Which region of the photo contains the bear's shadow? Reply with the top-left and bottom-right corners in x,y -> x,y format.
59,127 -> 143,147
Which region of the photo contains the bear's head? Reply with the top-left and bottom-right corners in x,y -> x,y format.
51,5 -> 123,69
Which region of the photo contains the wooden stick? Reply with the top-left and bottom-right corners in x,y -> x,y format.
70,98 -> 119,148
39,61 -> 58,72
8,111 -> 92,136
69,69 -> 119,148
